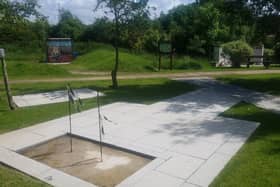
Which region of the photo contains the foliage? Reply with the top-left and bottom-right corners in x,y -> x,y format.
264,48 -> 274,57
273,42 -> 280,61
50,9 -> 85,40
81,18 -> 113,43
0,0 -> 45,44
222,40 -> 253,67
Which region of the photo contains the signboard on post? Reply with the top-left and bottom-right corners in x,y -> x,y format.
159,42 -> 172,54
0,49 -> 5,58
158,41 -> 174,71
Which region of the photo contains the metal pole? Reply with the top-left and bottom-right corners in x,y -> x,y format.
97,90 -> 103,162
68,88 -> 73,152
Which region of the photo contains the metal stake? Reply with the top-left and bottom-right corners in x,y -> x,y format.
67,87 -> 73,152
97,90 -> 103,162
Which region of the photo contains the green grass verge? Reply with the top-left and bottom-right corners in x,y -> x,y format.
0,164 -> 49,187
211,102 -> 280,186
218,74 -> 280,95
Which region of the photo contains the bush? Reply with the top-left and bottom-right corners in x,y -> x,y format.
222,40 -> 253,68
264,48 -> 274,57
273,42 -> 280,62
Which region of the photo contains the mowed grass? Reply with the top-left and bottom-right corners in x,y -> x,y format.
0,164 -> 50,187
218,73 -> 280,95
0,78 -> 196,134
68,44 -> 212,72
1,42 -> 214,79
211,102 -> 280,186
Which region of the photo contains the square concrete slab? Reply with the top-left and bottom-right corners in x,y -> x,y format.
13,88 -> 104,107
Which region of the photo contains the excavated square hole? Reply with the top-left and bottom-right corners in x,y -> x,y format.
20,135 -> 153,187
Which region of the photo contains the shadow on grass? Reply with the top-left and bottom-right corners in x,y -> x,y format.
218,76 -> 280,95
221,101 -> 280,154
211,101 -> 280,186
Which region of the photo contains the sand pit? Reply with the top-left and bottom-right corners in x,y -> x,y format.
21,135 -> 152,187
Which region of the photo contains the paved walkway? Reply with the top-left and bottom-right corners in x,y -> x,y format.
0,78 -> 273,187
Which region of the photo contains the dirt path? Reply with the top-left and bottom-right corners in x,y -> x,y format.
3,69 -> 280,84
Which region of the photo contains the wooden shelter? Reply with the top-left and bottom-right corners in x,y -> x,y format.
47,38 -> 73,63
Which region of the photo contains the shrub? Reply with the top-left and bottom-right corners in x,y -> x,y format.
264,48 -> 274,57
273,42 -> 280,62
222,40 -> 253,68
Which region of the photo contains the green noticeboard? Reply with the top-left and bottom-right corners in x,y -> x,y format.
159,42 -> 172,53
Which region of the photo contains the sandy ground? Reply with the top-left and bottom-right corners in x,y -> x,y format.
21,136 -> 151,187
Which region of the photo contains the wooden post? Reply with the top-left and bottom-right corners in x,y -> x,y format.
170,50 -> 174,70
158,42 -> 161,71
158,54 -> 162,71
0,49 -> 16,110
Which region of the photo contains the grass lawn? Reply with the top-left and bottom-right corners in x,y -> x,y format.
218,74 -> 280,95
211,102 -> 280,186
0,164 -> 49,187
67,43 -> 212,72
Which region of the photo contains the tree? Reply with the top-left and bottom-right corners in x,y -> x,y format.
0,0 -> 45,44
50,9 -> 85,40
81,17 -> 114,43
95,0 -> 149,88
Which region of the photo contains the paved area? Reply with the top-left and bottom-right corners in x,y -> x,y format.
0,78 -> 267,187
13,88 -> 103,107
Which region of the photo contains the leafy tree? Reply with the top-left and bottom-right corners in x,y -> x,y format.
0,0 -> 43,43
95,0 -> 149,88
81,18 -> 114,43
50,9 -> 85,40
249,0 -> 280,16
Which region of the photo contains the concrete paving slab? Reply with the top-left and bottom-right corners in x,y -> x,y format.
188,153 -> 232,187
13,88 -> 103,107
170,139 -> 221,159
180,182 -> 199,187
131,170 -> 184,187
155,154 -> 204,179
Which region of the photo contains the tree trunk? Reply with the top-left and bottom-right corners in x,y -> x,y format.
112,46 -> 119,89
1,58 -> 16,110
112,15 -> 120,89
